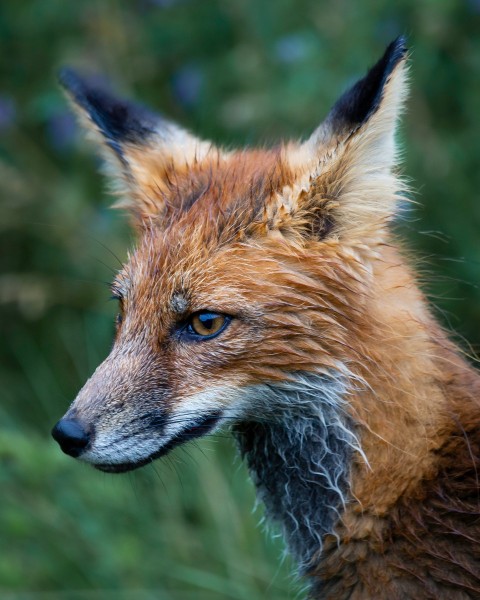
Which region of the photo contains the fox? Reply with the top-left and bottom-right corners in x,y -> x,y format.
51,37 -> 480,599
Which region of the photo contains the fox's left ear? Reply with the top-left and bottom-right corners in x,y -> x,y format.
285,37 -> 408,241
59,69 -> 213,224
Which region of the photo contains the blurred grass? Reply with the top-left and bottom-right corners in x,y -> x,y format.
1,0 -> 480,598
0,426 -> 295,599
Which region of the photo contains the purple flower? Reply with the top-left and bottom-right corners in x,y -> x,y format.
275,34 -> 309,65
137,0 -> 185,10
172,64 -> 203,108
467,0 -> 480,13
0,95 -> 16,132
47,111 -> 77,153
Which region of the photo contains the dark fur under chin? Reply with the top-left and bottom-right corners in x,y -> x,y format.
233,373 -> 358,574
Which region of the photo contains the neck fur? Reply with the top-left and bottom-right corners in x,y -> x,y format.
233,373 -> 359,571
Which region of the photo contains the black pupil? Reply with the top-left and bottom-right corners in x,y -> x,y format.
199,313 -> 217,330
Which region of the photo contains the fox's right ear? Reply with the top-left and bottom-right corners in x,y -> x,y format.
59,69 -> 214,225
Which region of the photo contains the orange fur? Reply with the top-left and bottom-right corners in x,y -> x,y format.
54,41 -> 480,598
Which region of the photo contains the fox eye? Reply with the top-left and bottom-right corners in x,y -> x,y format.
186,312 -> 230,340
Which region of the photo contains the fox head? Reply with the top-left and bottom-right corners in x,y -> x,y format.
52,39 -> 408,473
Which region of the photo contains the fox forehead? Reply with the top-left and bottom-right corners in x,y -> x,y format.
111,147 -> 296,305
133,146 -> 293,233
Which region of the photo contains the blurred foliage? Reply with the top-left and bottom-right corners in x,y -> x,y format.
1,0 -> 480,598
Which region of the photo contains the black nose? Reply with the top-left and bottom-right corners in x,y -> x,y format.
51,418 -> 90,457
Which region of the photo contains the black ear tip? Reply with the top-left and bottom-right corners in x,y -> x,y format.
57,67 -> 108,109
385,36 -> 408,68
58,67 -> 159,146
58,66 -> 77,89
57,66 -> 88,97
324,36 -> 408,135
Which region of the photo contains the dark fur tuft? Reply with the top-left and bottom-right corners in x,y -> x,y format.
328,36 -> 407,133
58,68 -> 159,154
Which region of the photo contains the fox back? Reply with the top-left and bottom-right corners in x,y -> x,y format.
52,39 -> 480,599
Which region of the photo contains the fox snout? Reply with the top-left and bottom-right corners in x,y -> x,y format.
51,418 -> 91,458
51,343 -> 233,473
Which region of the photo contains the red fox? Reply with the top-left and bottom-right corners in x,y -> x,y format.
52,38 -> 480,599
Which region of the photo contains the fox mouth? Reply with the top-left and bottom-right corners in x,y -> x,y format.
93,411 -> 223,473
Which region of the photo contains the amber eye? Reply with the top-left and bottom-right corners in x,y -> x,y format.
186,312 -> 230,340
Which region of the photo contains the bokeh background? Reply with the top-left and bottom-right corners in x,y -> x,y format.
1,1 -> 480,598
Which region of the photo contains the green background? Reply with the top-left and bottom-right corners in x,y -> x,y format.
1,1 -> 479,598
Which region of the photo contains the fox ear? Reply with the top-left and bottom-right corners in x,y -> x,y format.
286,37 -> 408,241
59,69 -> 213,224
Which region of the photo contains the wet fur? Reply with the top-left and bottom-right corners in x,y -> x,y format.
55,39 -> 480,599
234,372 -> 360,572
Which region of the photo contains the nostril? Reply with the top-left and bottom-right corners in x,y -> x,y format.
51,418 -> 90,458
